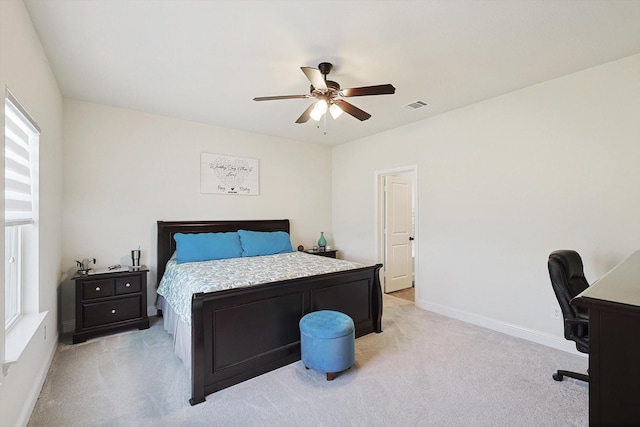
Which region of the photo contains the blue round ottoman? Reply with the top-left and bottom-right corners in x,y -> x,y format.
299,310 -> 355,381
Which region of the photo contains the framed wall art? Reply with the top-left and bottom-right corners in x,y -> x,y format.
200,153 -> 259,195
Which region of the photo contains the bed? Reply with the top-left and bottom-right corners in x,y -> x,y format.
156,219 -> 383,405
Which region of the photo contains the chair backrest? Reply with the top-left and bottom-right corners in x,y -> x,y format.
548,250 -> 589,321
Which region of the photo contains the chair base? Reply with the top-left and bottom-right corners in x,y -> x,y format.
553,369 -> 589,383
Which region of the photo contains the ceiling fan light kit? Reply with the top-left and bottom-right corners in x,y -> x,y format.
309,98 -> 328,121
254,62 -> 395,126
329,103 -> 343,119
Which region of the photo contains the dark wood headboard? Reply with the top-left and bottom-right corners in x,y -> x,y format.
156,220 -> 290,281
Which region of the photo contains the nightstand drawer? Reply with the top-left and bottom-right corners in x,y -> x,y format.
115,276 -> 141,295
72,266 -> 150,343
83,296 -> 142,328
305,249 -> 338,258
82,279 -> 114,300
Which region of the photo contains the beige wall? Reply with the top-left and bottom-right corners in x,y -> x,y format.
332,54 -> 640,350
60,100 -> 333,328
0,1 -> 64,426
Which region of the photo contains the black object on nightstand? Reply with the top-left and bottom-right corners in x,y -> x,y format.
305,249 -> 338,259
72,266 -> 150,344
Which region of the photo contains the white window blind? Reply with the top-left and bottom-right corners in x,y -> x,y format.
5,93 -> 39,226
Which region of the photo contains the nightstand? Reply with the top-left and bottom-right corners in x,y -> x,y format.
72,266 -> 150,344
305,249 -> 338,259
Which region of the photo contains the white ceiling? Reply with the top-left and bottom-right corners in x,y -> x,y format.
24,0 -> 640,146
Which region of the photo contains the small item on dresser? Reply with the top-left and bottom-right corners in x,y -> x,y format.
318,232 -> 327,251
297,245 -> 304,251
131,248 -> 141,268
75,257 -> 96,275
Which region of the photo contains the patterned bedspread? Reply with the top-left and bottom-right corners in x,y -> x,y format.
157,251 -> 364,326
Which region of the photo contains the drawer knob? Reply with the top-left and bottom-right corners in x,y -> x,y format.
125,283 -> 131,287
111,309 -> 116,314
95,286 -> 101,291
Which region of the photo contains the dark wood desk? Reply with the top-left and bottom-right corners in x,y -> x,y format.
572,250 -> 640,426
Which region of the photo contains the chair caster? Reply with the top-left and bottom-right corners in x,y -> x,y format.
552,372 -> 563,381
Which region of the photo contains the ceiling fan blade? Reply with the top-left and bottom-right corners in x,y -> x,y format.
295,103 -> 316,124
341,84 -> 396,97
301,67 -> 327,90
334,100 -> 371,121
253,95 -> 309,101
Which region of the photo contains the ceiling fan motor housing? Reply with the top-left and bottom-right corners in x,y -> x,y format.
318,62 -> 333,76
310,80 -> 340,95
326,80 -> 340,91
314,63 -> 340,95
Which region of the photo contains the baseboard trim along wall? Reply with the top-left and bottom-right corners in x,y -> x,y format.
148,306 -> 158,318
62,320 -> 74,334
16,333 -> 58,427
416,298 -> 585,357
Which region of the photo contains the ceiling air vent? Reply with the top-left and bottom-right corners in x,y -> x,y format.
404,100 -> 429,110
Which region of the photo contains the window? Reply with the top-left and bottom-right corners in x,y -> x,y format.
4,90 -> 39,331
4,227 -> 22,328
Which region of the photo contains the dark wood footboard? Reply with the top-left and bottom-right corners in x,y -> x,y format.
189,264 -> 382,405
156,220 -> 382,406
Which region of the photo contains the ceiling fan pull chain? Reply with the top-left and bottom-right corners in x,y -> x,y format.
323,113 -> 327,135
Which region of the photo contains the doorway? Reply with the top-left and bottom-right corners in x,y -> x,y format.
376,166 -> 418,302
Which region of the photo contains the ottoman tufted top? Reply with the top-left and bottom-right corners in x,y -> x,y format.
299,310 -> 354,339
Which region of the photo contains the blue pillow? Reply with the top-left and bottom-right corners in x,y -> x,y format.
173,232 -> 242,264
237,230 -> 293,257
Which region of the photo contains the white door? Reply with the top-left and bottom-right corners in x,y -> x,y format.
384,175 -> 413,293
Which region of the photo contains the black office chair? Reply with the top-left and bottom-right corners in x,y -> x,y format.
548,250 -> 589,382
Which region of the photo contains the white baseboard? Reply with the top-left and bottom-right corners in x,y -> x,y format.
147,305 -> 158,317
416,298 -> 585,357
16,332 -> 58,427
62,320 -> 75,334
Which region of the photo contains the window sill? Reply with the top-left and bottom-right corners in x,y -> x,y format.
3,311 -> 48,376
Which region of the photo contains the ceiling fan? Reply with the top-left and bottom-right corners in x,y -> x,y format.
253,62 -> 395,124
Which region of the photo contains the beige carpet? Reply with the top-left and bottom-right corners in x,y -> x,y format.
28,295 -> 588,426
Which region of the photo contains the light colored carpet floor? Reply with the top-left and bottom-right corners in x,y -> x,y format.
28,295 -> 588,426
